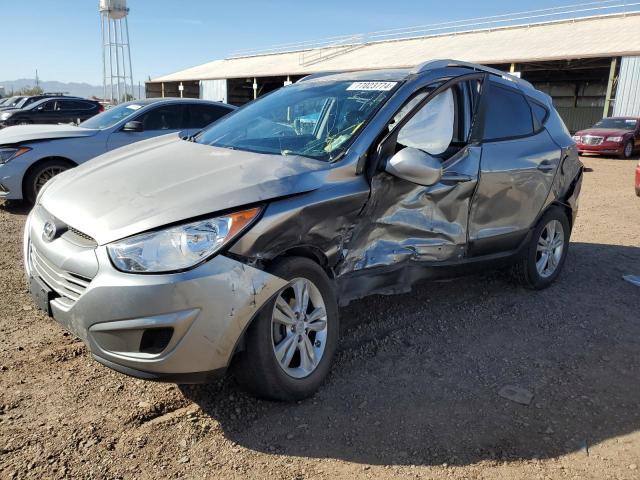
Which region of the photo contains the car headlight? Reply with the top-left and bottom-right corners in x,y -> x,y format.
607,136 -> 623,143
0,112 -> 13,121
0,147 -> 31,164
107,207 -> 261,273
572,135 -> 581,142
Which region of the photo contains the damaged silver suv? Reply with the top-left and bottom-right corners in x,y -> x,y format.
25,60 -> 582,400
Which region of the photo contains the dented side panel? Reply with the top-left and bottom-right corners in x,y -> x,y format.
338,146 -> 481,275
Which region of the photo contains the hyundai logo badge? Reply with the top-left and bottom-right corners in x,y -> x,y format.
42,221 -> 57,242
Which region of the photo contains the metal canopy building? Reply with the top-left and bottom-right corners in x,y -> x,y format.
146,5 -> 640,132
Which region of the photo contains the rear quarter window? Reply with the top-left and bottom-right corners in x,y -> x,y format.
483,83 -> 534,140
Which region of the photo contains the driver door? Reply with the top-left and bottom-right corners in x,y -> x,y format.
340,74 -> 486,275
106,104 -> 185,151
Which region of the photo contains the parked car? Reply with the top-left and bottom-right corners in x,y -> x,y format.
12,94 -> 83,111
0,97 -> 103,128
573,117 -> 639,159
24,60 -> 583,400
0,98 -> 236,203
0,96 -> 26,111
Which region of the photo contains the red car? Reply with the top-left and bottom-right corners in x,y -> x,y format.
573,117 -> 639,159
636,160 -> 640,197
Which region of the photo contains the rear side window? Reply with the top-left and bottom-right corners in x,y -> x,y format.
139,105 -> 184,130
60,100 -> 93,111
186,105 -> 231,129
483,83 -> 534,140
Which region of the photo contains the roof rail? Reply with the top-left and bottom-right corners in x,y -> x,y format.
412,59 -> 534,88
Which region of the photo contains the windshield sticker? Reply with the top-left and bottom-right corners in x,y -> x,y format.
347,82 -> 397,91
126,104 -> 142,110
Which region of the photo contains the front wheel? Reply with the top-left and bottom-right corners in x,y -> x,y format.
512,206 -> 571,289
24,159 -> 72,204
233,257 -> 339,401
620,140 -> 634,159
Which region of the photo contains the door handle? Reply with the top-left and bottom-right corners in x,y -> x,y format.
537,161 -> 556,172
441,172 -> 474,183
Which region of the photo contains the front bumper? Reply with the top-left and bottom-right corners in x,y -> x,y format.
576,142 -> 624,156
24,207 -> 287,381
0,155 -> 32,200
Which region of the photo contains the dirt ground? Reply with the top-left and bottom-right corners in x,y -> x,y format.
1,156 -> 639,480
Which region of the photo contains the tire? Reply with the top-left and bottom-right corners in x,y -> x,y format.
621,140 -> 634,159
233,256 -> 339,401
17,120 -> 31,125
23,159 -> 72,205
511,206 -> 571,289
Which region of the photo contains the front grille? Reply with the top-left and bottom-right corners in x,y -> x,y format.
583,135 -> 604,146
29,244 -> 92,306
66,226 -> 97,246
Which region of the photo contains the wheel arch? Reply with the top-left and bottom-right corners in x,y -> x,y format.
22,156 -> 77,200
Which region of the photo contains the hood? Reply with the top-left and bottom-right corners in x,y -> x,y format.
575,128 -> 632,137
40,134 -> 332,245
0,124 -> 99,145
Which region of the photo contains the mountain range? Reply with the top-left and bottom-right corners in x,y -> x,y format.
0,79 -> 105,99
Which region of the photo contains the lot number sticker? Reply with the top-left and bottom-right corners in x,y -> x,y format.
347,82 -> 397,91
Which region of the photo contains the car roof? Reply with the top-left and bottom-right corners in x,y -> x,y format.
117,97 -> 236,109
300,68 -> 413,83
24,97 -> 92,109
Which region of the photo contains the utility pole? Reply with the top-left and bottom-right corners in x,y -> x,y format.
35,69 -> 40,88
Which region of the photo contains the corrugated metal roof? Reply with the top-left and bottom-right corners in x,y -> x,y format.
150,13 -> 640,83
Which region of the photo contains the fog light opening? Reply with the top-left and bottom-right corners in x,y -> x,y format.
139,328 -> 174,354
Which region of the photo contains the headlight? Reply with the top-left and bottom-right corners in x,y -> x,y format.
0,147 -> 31,164
107,207 -> 261,273
607,136 -> 623,143
572,135 -> 581,142
0,112 -> 13,121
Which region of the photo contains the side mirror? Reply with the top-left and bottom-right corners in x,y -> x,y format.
122,121 -> 143,132
385,147 -> 442,186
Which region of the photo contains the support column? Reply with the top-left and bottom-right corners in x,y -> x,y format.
603,57 -> 617,117
253,77 -> 258,100
161,82 -> 165,98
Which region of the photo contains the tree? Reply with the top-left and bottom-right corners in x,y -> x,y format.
12,86 -> 44,96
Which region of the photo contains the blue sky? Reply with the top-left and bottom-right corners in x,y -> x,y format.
3,0 -> 571,85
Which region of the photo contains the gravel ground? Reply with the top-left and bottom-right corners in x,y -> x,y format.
1,156 -> 639,479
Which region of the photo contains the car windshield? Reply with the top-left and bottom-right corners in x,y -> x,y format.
15,97 -> 32,108
593,118 -> 637,130
3,96 -> 22,107
194,80 -> 397,161
79,102 -> 143,129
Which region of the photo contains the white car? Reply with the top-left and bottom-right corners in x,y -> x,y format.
0,98 -> 235,203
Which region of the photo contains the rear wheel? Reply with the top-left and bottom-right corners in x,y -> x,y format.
512,206 -> 570,289
24,159 -> 72,204
16,120 -> 31,125
233,257 -> 339,401
621,140 -> 634,159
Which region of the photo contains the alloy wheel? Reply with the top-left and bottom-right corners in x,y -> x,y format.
271,277 -> 328,379
535,219 -> 565,278
624,141 -> 633,158
34,166 -> 66,195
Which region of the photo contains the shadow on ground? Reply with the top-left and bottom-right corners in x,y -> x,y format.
182,242 -> 640,466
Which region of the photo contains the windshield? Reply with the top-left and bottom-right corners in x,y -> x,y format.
2,96 -> 22,107
593,118 -> 637,130
195,80 -> 397,161
15,97 -> 31,108
79,102 -> 142,129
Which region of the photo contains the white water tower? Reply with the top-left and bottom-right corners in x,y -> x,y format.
100,0 -> 134,104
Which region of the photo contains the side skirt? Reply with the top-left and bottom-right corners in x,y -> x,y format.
336,230 -> 532,306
